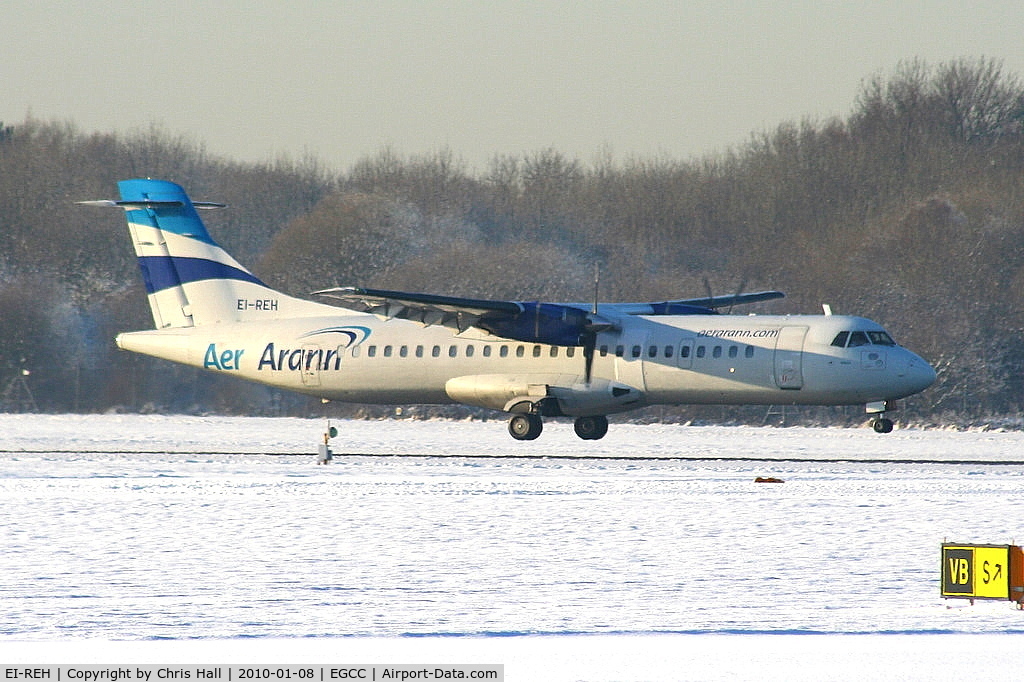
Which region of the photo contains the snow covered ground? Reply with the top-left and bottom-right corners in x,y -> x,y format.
1,414 -> 1023,680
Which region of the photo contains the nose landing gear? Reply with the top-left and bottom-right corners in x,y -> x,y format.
872,417 -> 894,433
867,400 -> 896,434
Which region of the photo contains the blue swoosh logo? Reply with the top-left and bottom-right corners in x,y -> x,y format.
298,326 -> 372,347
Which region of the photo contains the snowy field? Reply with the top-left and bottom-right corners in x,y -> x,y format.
1,414 -> 1023,680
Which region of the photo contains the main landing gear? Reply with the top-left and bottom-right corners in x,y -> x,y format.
573,415 -> 609,440
508,413 -> 543,440
507,414 -> 609,441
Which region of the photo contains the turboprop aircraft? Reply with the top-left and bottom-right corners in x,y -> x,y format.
81,179 -> 936,440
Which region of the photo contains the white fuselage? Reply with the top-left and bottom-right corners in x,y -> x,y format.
117,310 -> 936,416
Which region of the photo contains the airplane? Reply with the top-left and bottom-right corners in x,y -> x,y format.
80,179 -> 936,440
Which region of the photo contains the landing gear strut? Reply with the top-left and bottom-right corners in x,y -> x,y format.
867,400 -> 896,434
508,413 -> 543,440
574,415 -> 609,440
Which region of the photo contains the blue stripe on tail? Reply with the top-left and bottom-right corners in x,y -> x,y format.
138,256 -> 266,295
118,179 -> 266,294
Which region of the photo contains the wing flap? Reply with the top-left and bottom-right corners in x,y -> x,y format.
642,290 -> 785,314
314,287 -> 523,333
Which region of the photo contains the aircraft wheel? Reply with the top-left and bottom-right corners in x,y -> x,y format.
574,415 -> 609,440
872,417 -> 894,434
509,414 -> 543,440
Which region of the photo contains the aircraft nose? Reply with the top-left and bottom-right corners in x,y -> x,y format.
901,352 -> 937,395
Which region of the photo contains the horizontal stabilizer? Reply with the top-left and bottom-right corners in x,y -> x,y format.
76,199 -> 226,210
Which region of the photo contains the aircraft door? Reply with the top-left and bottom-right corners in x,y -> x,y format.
773,326 -> 807,390
614,332 -> 648,390
301,344 -> 322,387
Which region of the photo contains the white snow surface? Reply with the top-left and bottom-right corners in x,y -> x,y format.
2,414 -> 1023,680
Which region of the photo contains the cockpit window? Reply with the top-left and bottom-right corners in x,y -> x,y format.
867,331 -> 896,346
832,330 -> 899,348
847,331 -> 871,347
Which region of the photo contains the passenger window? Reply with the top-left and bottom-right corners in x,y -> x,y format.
712,346 -> 722,359
831,331 -> 849,348
482,346 -> 492,357
533,345 -> 542,358
648,345 -> 658,358
745,345 -> 754,358
516,345 -> 525,358
665,345 -> 674,358
466,345 -> 474,358
599,345 -> 609,357
680,345 -> 691,358
847,331 -> 870,347
566,347 -> 576,358
550,346 -> 559,358
351,346 -> 361,358
431,345 -> 441,358
500,345 -> 509,358
632,345 -> 642,358
367,345 -> 377,358
448,345 -> 458,358
415,345 -> 424,358
729,346 -> 738,358
696,346 -> 706,358
383,345 -> 393,357
399,345 -> 408,358
615,345 -> 625,357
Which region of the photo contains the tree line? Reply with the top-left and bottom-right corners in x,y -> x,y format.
3,57 -> 1024,426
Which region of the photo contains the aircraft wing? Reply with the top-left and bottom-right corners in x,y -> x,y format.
623,290 -> 785,314
313,287 -> 524,332
313,286 -> 785,347
678,290 -> 785,308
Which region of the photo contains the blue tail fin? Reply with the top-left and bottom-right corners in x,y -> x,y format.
82,179 -> 334,328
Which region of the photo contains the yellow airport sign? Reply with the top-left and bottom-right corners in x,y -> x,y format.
941,543 -> 1024,602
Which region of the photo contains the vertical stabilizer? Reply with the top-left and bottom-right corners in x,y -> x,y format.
81,179 -> 336,328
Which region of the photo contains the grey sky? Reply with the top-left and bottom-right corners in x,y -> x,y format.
4,1 -> 1024,172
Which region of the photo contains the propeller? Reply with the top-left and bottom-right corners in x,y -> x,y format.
582,263 -> 603,384
726,277 -> 748,314
703,275 -> 752,314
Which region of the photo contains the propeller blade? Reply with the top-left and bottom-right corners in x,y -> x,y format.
584,262 -> 601,384
727,277 -> 748,314
582,331 -> 596,384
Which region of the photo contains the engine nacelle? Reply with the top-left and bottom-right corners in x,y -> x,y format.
477,302 -> 591,346
445,374 -> 643,416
